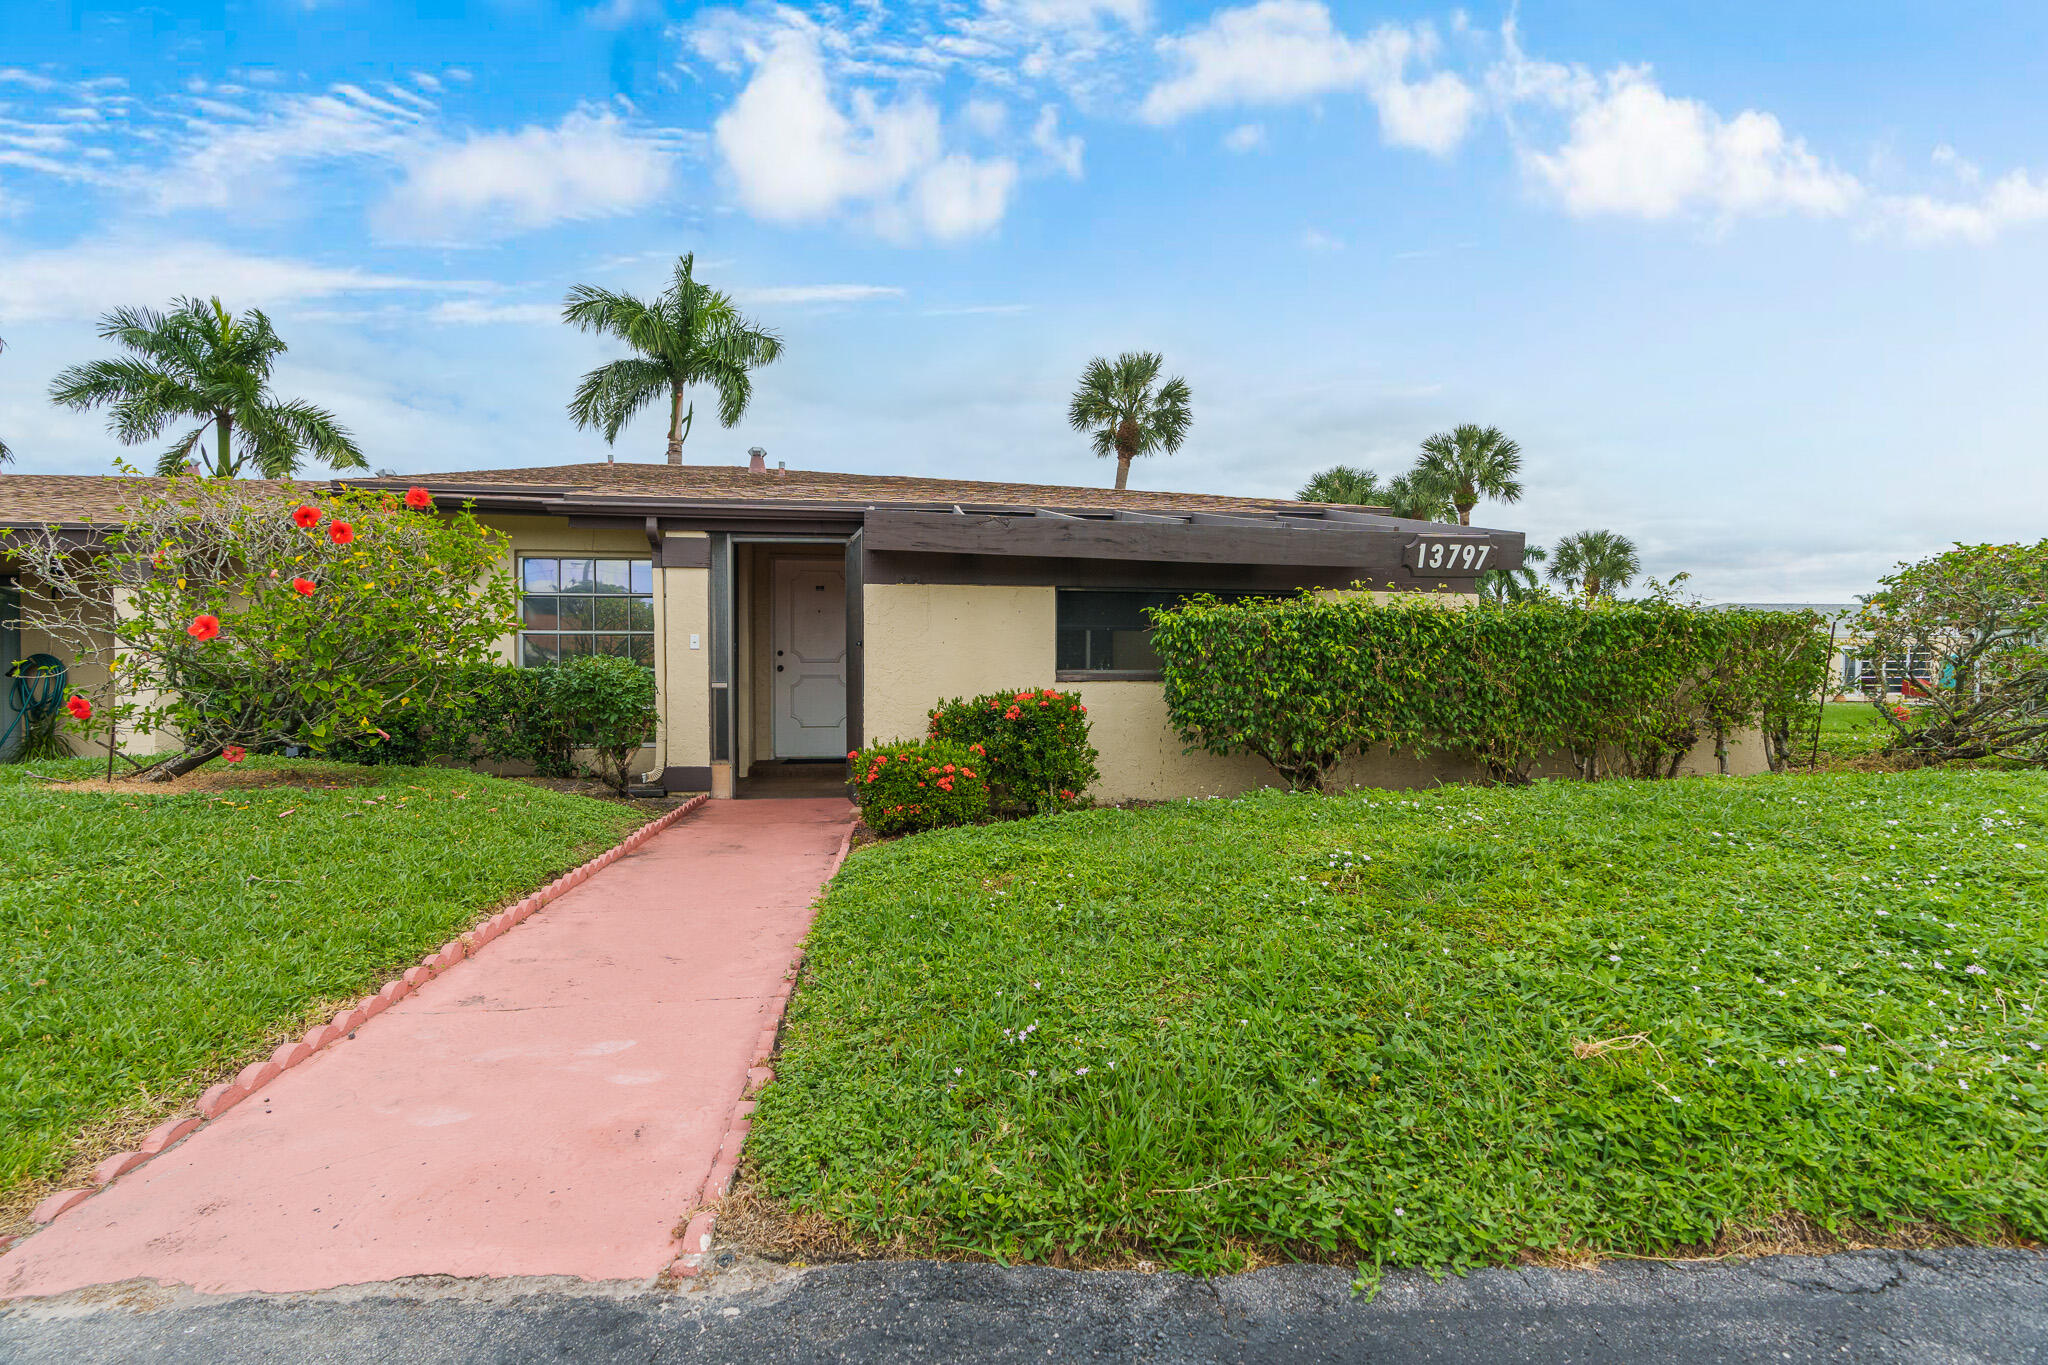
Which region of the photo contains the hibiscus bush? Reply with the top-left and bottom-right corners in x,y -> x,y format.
848,739 -> 990,836
926,687 -> 1099,815
1,476 -> 518,781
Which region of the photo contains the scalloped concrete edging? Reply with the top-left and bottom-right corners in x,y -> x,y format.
670,822 -> 857,1279
25,793 -> 712,1233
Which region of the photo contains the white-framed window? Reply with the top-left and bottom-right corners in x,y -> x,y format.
518,556 -> 655,667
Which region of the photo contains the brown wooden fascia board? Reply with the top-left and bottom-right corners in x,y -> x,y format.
860,508 -> 1517,569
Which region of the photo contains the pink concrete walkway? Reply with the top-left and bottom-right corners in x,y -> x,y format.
0,797 -> 854,1299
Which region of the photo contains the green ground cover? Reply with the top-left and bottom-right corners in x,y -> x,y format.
1815,700 -> 1894,760
0,758 -> 644,1201
753,770 -> 2048,1273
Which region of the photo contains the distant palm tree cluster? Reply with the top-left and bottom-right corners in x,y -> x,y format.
5,255 -> 1646,603
1296,428 -> 1641,604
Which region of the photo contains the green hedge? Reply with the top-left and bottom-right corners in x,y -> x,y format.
1148,595 -> 1830,789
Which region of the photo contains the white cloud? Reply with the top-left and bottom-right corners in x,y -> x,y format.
1520,66 -> 1860,220
0,237 -> 480,322
733,284 -> 906,305
1884,169 -> 2048,244
1031,104 -> 1084,177
150,82 -> 429,212
427,299 -> 563,325
1298,226 -> 1342,251
1139,0 -> 1476,155
374,109 -> 678,242
710,28 -> 1019,241
1222,122 -> 1265,152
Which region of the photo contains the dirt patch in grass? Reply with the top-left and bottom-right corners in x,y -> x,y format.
24,765 -> 381,796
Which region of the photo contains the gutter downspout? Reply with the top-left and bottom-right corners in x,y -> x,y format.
646,515 -> 670,789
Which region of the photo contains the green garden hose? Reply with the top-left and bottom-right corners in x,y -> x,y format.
1,654 -> 67,759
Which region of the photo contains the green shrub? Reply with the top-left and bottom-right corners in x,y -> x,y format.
926,687 -> 1099,814
327,658 -> 651,789
850,739 -> 990,835
1148,594 -> 1830,789
544,655 -> 659,792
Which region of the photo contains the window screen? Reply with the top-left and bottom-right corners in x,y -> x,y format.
518,557 -> 655,667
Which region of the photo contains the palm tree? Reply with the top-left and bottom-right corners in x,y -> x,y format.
1547,530 -> 1640,603
1414,423 -> 1523,526
1382,468 -> 1457,522
563,254 -> 783,465
1067,351 -> 1193,491
1479,544 -> 1549,603
47,298 -> 364,478
0,335 -> 12,465
1296,465 -> 1384,504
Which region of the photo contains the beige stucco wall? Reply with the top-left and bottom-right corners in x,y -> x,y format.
861,580 -> 1775,802
658,548 -> 710,773
861,582 -> 1059,748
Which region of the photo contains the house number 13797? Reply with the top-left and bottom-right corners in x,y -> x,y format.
1404,538 -> 1493,574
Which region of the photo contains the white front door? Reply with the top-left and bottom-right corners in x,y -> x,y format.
771,559 -> 847,759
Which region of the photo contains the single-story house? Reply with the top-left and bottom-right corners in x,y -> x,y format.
9,457 -> 1716,799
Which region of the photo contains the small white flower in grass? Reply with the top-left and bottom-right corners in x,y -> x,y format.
954,1067 -> 963,1075
1959,1079 -> 1969,1090
1075,1067 -> 1089,1076
1608,954 -> 1621,963
1828,1069 -> 1837,1077
1392,1207 -> 1405,1217
1965,964 -> 1988,976
1867,1066 -> 1879,1073
1028,1069 -> 1037,1077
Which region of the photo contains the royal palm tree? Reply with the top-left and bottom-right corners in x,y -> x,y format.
563,253 -> 783,465
1067,351 -> 1192,491
1547,530 -> 1640,603
1296,464 -> 1384,504
1414,423 -> 1523,526
47,298 -> 364,478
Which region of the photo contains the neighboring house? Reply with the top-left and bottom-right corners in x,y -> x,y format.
1714,601 -> 1932,699
3,458 -> 1553,799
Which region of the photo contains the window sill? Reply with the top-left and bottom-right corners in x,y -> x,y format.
1054,669 -> 1164,683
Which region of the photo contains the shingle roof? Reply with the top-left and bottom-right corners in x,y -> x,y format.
356,462 -> 1355,514
0,475 -> 306,528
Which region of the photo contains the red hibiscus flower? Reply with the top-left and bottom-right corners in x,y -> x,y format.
65,695 -> 92,721
290,577 -> 316,596
223,744 -> 247,764
404,486 -> 433,510
187,613 -> 221,641
291,504 -> 322,529
328,521 -> 355,545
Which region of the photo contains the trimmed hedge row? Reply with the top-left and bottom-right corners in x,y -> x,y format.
1148,595 -> 1831,790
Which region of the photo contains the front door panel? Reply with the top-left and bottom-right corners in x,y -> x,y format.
771,560 -> 847,759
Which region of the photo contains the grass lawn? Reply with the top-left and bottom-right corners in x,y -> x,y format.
750,770 -> 2048,1274
1815,700 -> 1895,760
0,758 -> 645,1212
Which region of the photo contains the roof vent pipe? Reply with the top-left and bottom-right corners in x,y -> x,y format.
776,461 -> 787,477
747,446 -> 768,474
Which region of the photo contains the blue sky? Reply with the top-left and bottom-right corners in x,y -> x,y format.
2,2 -> 2045,600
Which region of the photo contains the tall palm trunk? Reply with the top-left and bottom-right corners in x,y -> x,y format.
665,384 -> 685,466
214,413 -> 233,478
1457,482 -> 1475,525
1114,417 -> 1138,491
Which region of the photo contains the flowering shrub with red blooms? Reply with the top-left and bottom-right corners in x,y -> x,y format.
65,695 -> 93,721
848,739 -> 990,836
926,687 -> 1099,816
2,477 -> 519,779
403,486 -> 433,510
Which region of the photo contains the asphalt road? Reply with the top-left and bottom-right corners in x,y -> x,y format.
3,1248 -> 2045,1363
